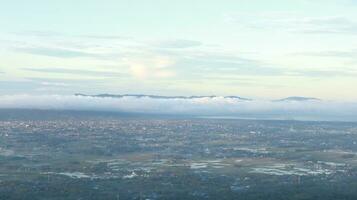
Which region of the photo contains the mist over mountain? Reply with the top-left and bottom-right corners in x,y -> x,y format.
275,96 -> 321,102
0,94 -> 357,121
74,93 -> 252,101
75,93 -> 323,102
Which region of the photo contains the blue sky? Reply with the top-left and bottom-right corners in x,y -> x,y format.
1,0 -> 357,99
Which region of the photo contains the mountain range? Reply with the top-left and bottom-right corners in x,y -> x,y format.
75,93 -> 321,102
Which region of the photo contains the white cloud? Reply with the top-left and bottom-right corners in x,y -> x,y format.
1,95 -> 357,121
225,13 -> 357,34
40,82 -> 69,87
153,39 -> 202,49
126,55 -> 176,79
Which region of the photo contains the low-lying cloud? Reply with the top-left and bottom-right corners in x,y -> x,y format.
1,95 -> 357,121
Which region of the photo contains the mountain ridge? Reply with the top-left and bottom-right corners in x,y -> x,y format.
74,93 -> 252,101
274,96 -> 321,102
74,94 -> 322,102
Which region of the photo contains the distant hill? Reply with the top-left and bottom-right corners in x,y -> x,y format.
74,93 -> 252,101
274,96 -> 321,102
74,94 -> 323,102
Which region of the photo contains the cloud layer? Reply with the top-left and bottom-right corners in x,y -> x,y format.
225,13 -> 357,34
1,95 -> 357,121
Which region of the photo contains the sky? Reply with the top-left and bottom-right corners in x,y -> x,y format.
1,0 -> 357,100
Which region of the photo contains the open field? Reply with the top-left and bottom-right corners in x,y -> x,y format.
1,109 -> 357,199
